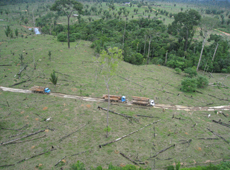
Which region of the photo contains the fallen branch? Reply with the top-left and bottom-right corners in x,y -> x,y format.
207,128 -> 229,144
120,152 -> 139,165
55,156 -> 66,166
9,132 -> 24,138
98,106 -> 139,122
156,157 -> 172,160
197,138 -> 219,140
71,150 -> 90,156
222,113 -> 228,117
208,94 -> 229,101
0,164 -> 15,167
172,114 -> 185,120
117,75 -> 144,88
136,115 -> 159,118
12,135 -> 46,144
0,130 -> 45,145
196,90 -> 203,94
212,120 -> 230,128
149,144 -> 175,159
17,148 -> 56,164
0,64 -> 12,66
17,64 -> 28,78
1,124 -> 28,131
179,139 -> 192,145
55,71 -> 70,77
9,80 -> 30,87
99,120 -> 160,148
59,124 -> 87,142
6,99 -> 10,107
192,123 -> 197,128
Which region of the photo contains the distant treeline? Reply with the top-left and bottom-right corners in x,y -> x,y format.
0,0 -> 54,6
37,10 -> 230,73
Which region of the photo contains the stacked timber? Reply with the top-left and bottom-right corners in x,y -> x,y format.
30,86 -> 45,93
103,94 -> 122,102
132,96 -> 149,106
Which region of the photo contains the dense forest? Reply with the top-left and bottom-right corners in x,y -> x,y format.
35,6 -> 230,73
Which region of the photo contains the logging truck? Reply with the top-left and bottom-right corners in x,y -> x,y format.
102,95 -> 126,102
30,86 -> 50,94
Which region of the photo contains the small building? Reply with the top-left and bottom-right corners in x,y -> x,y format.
72,14 -> 78,17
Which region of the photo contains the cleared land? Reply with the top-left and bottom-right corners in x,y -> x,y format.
0,1 -> 230,169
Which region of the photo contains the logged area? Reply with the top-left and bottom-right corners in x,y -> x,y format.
0,0 -> 230,169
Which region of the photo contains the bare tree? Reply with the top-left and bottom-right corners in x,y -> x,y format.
197,17 -> 219,71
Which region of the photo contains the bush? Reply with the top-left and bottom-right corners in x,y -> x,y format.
57,32 -> 67,42
181,78 -> 197,92
196,75 -> 209,88
70,161 -> 85,170
175,68 -> 182,74
221,68 -> 227,73
184,67 -> 197,78
57,32 -> 76,42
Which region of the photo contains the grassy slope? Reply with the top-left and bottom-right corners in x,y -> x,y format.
0,2 -> 230,170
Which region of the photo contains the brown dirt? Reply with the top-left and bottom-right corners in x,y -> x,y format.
43,107 -> 48,110
1,86 -> 230,112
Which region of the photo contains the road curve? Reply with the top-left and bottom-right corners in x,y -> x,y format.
1,86 -> 230,112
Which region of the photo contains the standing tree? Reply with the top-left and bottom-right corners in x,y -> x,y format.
197,17 -> 219,71
98,47 -> 123,138
50,0 -> 83,48
15,28 -> 18,37
50,70 -> 58,87
169,9 -> 201,52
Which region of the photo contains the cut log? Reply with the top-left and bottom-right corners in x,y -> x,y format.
17,148 -> 56,164
117,75 -> 144,88
0,164 -> 15,167
207,128 -> 229,144
132,100 -> 149,106
59,124 -> 87,142
12,135 -> 46,144
0,130 -> 45,145
99,120 -> 160,148
136,115 -> 159,118
17,64 -> 28,78
0,65 -> 12,66
1,124 -> 28,131
149,144 -> 175,159
120,152 -> 139,165
179,139 -> 192,145
132,96 -> 149,102
197,138 -> 219,140
212,120 -> 230,128
98,106 -> 139,122
10,80 -> 29,87
55,156 -> 66,166
208,94 -> 229,101
71,150 -> 89,157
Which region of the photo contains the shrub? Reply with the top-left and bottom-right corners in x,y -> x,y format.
196,75 -> 209,88
50,70 -> 58,86
221,68 -> 227,73
57,32 -> 76,42
181,77 -> 197,92
57,32 -> 67,42
184,67 -> 197,78
175,68 -> 182,74
70,161 -> 85,170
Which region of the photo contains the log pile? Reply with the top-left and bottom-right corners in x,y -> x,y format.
132,96 -> 149,106
103,94 -> 122,102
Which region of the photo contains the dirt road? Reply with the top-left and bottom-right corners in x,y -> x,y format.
1,86 -> 230,112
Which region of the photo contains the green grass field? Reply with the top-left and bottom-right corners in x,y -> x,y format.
0,1 -> 230,169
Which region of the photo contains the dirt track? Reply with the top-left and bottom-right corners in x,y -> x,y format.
1,86 -> 230,112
